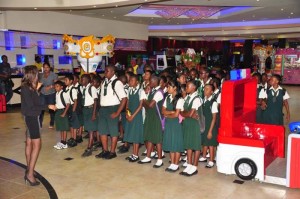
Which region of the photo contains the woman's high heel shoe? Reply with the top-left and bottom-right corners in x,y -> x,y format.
25,169 -> 38,178
24,175 -> 40,186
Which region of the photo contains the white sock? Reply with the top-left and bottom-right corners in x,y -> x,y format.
183,164 -> 191,172
183,161 -> 188,167
162,151 -> 165,156
155,159 -> 163,166
172,164 -> 179,170
141,157 -> 151,162
187,165 -> 197,175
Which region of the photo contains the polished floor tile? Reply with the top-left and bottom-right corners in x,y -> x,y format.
0,85 -> 300,199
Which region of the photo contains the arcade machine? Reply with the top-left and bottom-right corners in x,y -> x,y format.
217,69 -> 300,188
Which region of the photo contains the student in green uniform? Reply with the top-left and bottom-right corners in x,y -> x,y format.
199,84 -> 219,168
91,76 -> 102,151
180,80 -> 203,176
48,81 -> 70,150
63,75 -> 78,147
73,74 -> 84,143
80,74 -> 98,157
124,74 -> 144,162
162,80 -> 184,172
118,74 -> 130,154
138,75 -> 164,168
259,74 -> 290,125
198,68 -> 212,99
252,73 -> 264,123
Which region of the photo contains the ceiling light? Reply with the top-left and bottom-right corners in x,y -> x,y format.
102,14 -> 105,17
281,8 -> 284,11
242,19 -> 246,21
115,5 -> 118,7
34,8 -> 37,10
256,0 -> 260,1
291,12 -> 294,15
114,16 -> 117,19
110,10 -> 113,13
93,5 -> 96,8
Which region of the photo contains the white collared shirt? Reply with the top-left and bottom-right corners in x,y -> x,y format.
204,96 -> 218,113
213,89 -> 221,104
100,75 -> 127,106
82,83 -> 98,106
56,90 -> 70,109
68,85 -> 78,105
187,91 -> 202,110
200,77 -> 212,88
163,94 -> 184,111
128,85 -> 143,101
151,86 -> 164,103
259,86 -> 290,100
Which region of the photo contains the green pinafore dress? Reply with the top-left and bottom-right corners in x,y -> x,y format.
143,90 -> 163,144
202,99 -> 219,146
256,86 -> 264,123
162,96 -> 184,152
124,88 -> 144,144
182,96 -> 202,150
263,88 -> 285,125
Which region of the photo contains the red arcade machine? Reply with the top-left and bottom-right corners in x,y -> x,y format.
217,69 -> 300,188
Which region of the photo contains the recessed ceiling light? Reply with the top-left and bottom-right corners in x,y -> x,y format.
110,10 -> 113,13
256,0 -> 260,2
115,5 -> 118,7
243,19 -> 246,21
34,8 -> 37,10
93,5 -> 96,8
102,14 -> 105,17
114,16 -> 117,19
291,12 -> 294,15
252,15 -> 255,18
281,8 -> 284,11
177,23 -> 179,24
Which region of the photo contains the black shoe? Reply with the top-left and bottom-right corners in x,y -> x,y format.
165,167 -> 179,173
95,150 -> 109,159
76,136 -> 83,143
67,138 -> 77,147
129,156 -> 140,163
24,175 -> 40,186
179,171 -> 187,175
118,146 -> 129,154
92,142 -> 102,151
82,149 -> 92,157
153,163 -> 164,168
105,152 -> 117,160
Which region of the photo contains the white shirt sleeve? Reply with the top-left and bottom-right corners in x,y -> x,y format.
176,98 -> 184,111
63,92 -> 70,104
217,93 -> 221,104
91,86 -> 98,99
192,97 -> 202,110
115,81 -> 127,99
283,90 -> 290,100
259,89 -> 267,99
71,88 -> 78,100
211,101 -> 218,113
163,97 -> 167,108
140,89 -> 147,100
153,91 -> 164,103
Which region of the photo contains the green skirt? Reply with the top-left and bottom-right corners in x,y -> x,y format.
55,109 -> 69,131
124,111 -> 144,144
182,118 -> 201,150
163,118 -> 184,152
83,107 -> 98,132
69,105 -> 80,129
144,109 -> 163,144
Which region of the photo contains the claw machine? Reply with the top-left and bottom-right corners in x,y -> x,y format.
275,48 -> 300,84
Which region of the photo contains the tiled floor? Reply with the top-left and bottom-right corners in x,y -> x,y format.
0,85 -> 300,199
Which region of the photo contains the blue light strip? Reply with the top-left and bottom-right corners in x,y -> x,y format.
149,18 -> 300,30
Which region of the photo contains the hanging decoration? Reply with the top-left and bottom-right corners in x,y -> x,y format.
253,45 -> 274,73
63,34 -> 115,73
181,48 -> 201,70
